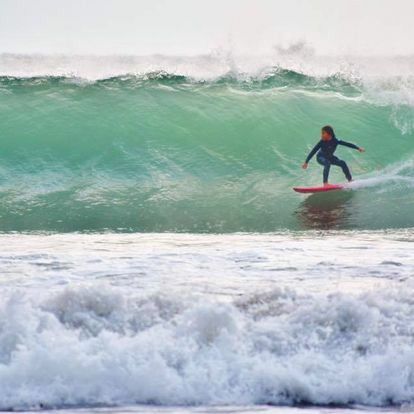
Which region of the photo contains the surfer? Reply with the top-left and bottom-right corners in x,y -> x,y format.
302,126 -> 365,185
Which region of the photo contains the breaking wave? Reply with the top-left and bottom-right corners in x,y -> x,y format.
0,54 -> 413,232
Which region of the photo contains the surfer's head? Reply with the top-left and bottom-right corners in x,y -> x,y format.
321,125 -> 335,141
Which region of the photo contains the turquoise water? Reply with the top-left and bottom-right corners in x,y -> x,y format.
0,70 -> 413,232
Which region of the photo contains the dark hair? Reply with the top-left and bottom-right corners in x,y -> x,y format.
322,125 -> 336,138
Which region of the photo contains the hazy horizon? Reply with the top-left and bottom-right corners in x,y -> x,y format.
1,0 -> 414,57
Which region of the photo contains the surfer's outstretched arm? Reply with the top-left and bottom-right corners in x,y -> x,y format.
338,140 -> 365,152
304,141 -> 322,166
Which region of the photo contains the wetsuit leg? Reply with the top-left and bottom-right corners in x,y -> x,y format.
317,154 -> 331,183
331,156 -> 352,181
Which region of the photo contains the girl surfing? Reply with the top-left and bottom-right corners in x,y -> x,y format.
302,126 -> 365,185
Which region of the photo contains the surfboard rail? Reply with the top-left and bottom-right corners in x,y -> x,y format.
293,184 -> 344,193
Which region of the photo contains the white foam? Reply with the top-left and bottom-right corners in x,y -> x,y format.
1,285 -> 414,409
0,232 -> 414,410
348,159 -> 414,190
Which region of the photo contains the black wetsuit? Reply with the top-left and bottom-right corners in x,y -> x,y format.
305,137 -> 359,183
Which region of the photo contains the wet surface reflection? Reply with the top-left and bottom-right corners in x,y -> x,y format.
295,191 -> 355,230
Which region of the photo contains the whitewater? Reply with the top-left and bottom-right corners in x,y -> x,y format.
1,231 -> 414,412
0,51 -> 414,414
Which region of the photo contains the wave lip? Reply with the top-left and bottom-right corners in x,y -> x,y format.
1,52 -> 414,79
1,286 -> 414,410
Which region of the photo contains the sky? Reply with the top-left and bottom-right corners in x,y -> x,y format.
0,0 -> 413,56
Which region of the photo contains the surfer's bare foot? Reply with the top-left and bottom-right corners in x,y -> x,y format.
323,182 -> 330,187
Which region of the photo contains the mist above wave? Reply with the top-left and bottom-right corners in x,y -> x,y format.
1,52 -> 414,81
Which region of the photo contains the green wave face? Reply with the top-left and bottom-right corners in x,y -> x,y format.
0,72 -> 413,232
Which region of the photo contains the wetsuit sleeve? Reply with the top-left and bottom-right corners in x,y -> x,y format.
305,141 -> 322,163
338,140 -> 359,150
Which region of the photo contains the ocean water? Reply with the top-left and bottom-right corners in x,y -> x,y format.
0,53 -> 414,413
1,54 -> 414,232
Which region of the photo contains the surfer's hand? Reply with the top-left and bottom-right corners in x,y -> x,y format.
302,163 -> 308,169
358,147 -> 365,152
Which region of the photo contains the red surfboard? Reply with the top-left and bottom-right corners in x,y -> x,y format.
293,184 -> 344,193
